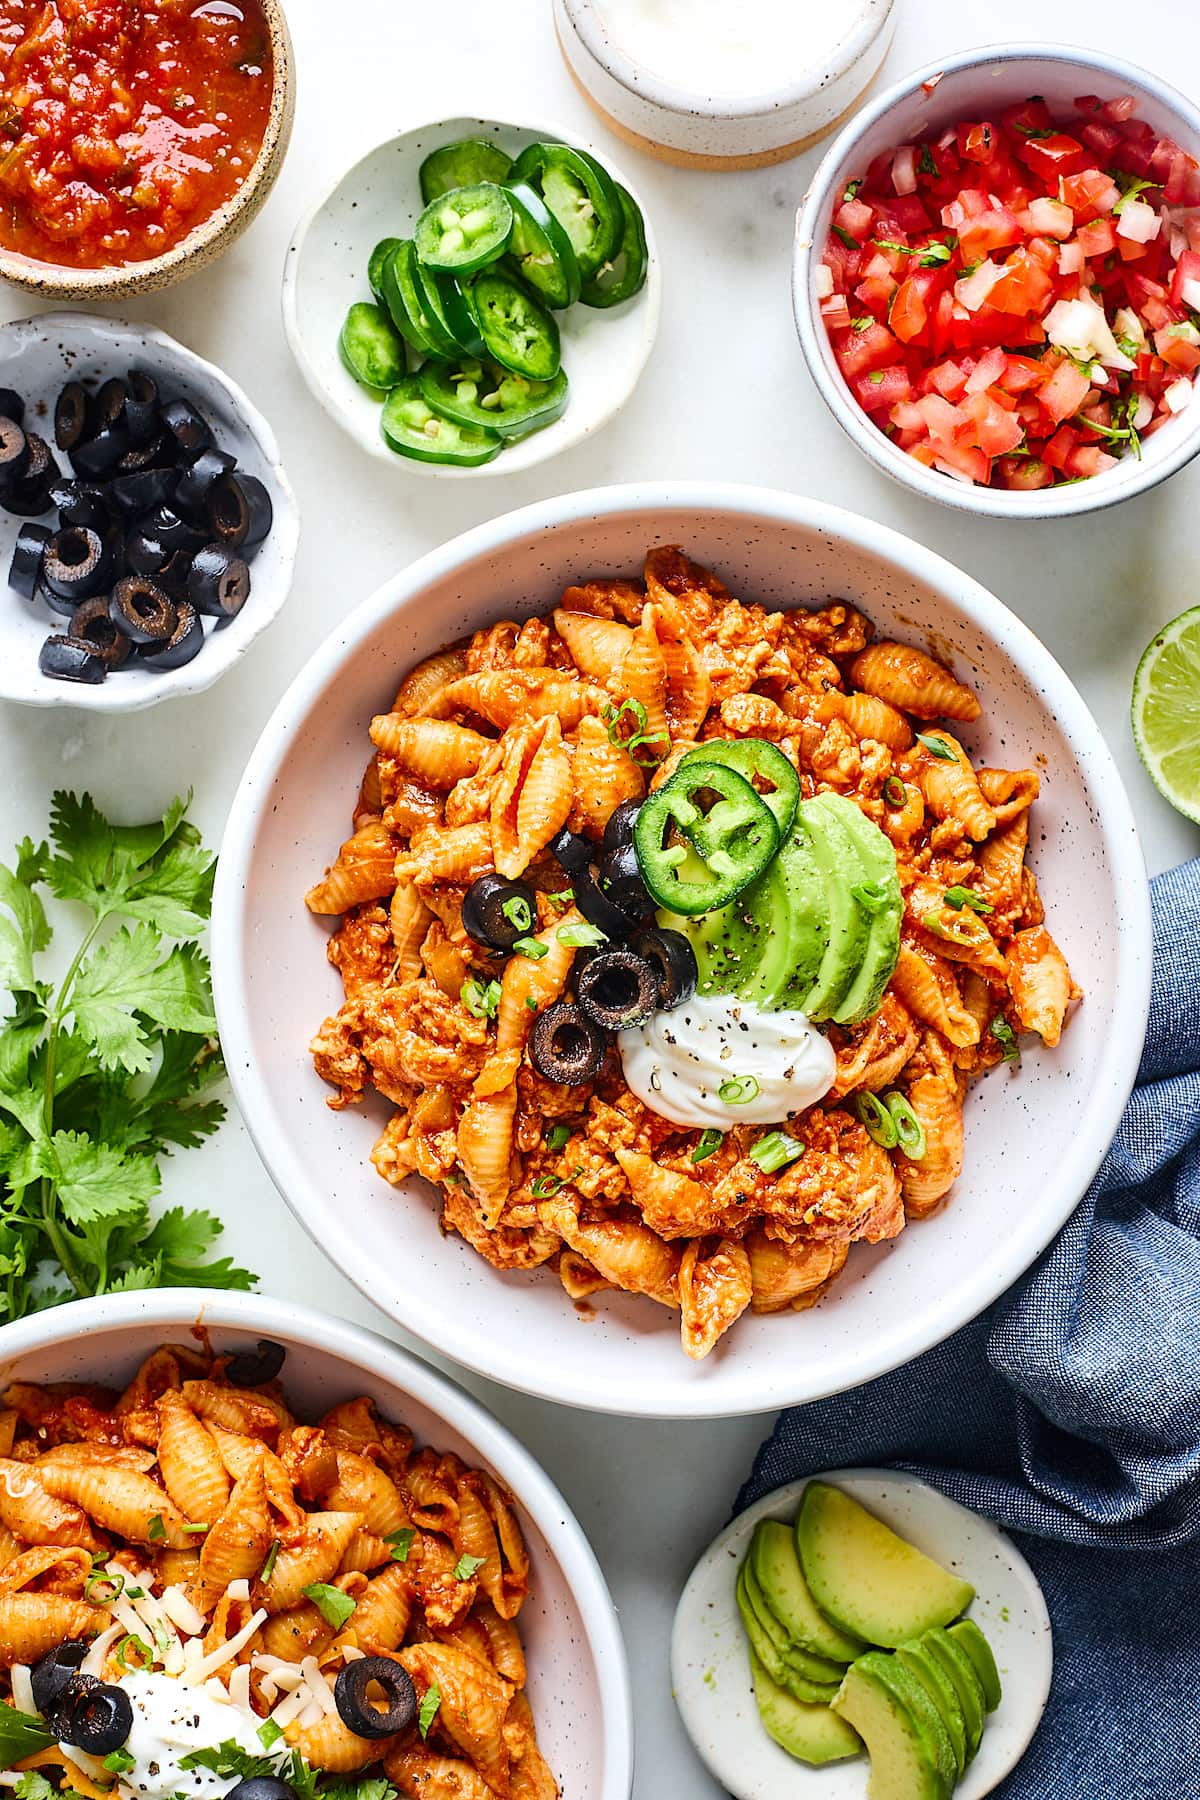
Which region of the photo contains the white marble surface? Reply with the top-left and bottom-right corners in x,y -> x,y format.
1,2 -> 1197,1796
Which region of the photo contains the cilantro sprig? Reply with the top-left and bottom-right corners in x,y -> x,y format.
0,792 -> 256,1319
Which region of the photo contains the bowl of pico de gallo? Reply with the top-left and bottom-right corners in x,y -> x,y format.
793,44 -> 1200,517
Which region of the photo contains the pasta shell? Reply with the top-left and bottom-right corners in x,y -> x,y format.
813,688 -> 913,752
976,810 -> 1030,914
204,1424 -> 302,1525
567,714 -> 644,839
552,609 -> 633,684
34,1465 -> 192,1549
649,602 -> 712,738
0,1462 -> 101,1551
620,611 -> 670,747
326,1451 -> 410,1537
369,718 -> 493,789
384,1747 -> 495,1800
405,1453 -> 460,1532
539,1198 -> 681,1308
915,731 -> 996,841
347,1560 -> 411,1652
614,1149 -> 730,1239
1007,926 -> 1079,1048
390,880 -> 433,982
678,1239 -> 753,1360
397,1641 -> 513,1795
422,668 -> 601,732
850,642 -> 981,721
977,766 -> 1040,825
900,1074 -> 964,1218
285,1712 -> 389,1772
394,823 -> 494,885
0,1593 -> 100,1665
745,1233 -> 844,1314
392,648 -> 468,716
491,718 -> 572,878
507,1689 -> 560,1800
262,1510 -> 362,1612
0,1546 -> 92,1595
452,1480 -> 501,1614
305,820 -> 398,915
259,1600 -> 333,1661
156,1389 -> 231,1525
456,1086 -> 518,1229
472,1600 -> 526,1686
200,1455 -> 273,1586
890,945 -> 980,1049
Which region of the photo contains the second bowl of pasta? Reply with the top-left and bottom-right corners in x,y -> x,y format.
0,1292 -> 632,1800
212,483 -> 1151,1418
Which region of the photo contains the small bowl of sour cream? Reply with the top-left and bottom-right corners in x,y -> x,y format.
554,0 -> 897,169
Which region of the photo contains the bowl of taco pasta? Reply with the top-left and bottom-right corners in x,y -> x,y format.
212,483 -> 1151,1418
0,1293 -> 632,1800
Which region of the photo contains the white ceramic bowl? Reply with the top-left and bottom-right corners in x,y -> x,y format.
282,116 -> 659,480
212,483 -> 1152,1419
0,1290 -> 634,1800
793,44 -> 1200,518
553,0 -> 896,170
672,1470 -> 1052,1800
0,312 -> 300,712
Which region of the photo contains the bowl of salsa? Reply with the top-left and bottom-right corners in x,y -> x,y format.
0,0 -> 294,297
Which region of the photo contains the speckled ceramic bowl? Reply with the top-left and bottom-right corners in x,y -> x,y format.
0,0 -> 294,302
212,483 -> 1151,1419
0,311 -> 299,712
0,1291 -> 634,1800
282,114 -> 659,480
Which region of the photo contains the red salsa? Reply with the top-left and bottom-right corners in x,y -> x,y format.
0,0 -> 273,269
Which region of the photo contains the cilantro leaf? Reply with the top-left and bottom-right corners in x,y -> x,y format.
384,1528 -> 415,1562
70,928 -> 216,1072
14,1773 -> 56,1800
138,1207 -> 255,1289
0,1701 -> 54,1768
302,1582 -> 357,1629
418,1682 -> 441,1739
178,1744 -> 276,1781
0,840 -> 50,997
453,1553 -> 486,1581
319,1781 -> 397,1800
47,1130 -> 158,1229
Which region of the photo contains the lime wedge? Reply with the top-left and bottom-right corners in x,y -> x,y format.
1131,606 -> 1200,825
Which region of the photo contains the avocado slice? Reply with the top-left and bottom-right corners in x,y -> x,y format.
795,1481 -> 975,1648
864,1653 -> 958,1793
735,1567 -> 841,1705
750,1519 -> 866,1664
742,1556 -> 848,1685
949,1619 -> 1002,1711
745,827 -> 829,1008
788,798 -> 870,1020
831,1658 -> 951,1800
921,1629 -> 985,1761
896,1643 -> 967,1779
815,793 -> 902,1025
748,1648 -> 861,1765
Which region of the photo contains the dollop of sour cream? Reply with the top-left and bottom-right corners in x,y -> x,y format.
619,992 -> 835,1129
114,1671 -> 263,1800
593,0 -> 875,102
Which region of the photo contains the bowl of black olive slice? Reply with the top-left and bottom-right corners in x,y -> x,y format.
0,312 -> 299,711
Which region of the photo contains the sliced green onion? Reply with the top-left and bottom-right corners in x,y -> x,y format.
104,1750 -> 136,1775
628,728 -> 669,766
922,909 -> 990,948
84,1567 -> 124,1603
182,1521 -> 208,1534
557,920 -> 607,948
915,732 -> 958,761
990,1016 -> 1020,1064
843,178 -> 863,200
917,144 -> 937,174
501,894 -> 533,932
944,885 -> 993,914
525,995 -> 538,1010
513,936 -> 548,960
748,1131 -> 804,1174
851,880 -> 891,914
115,1633 -> 154,1671
854,1091 -> 899,1149
546,888 -> 574,906
261,1538 -> 280,1583
718,1075 -> 760,1106
461,975 -> 502,1017
602,697 -> 648,747
690,1129 -> 724,1164
832,223 -> 859,251
531,1165 -> 582,1198
883,775 -> 908,807
884,1092 -> 927,1160
545,1123 -> 571,1153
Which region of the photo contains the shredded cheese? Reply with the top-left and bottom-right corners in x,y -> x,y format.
181,1607 -> 268,1684
161,1586 -> 207,1637
11,1664 -> 34,1715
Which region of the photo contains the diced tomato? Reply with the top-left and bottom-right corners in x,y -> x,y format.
820,294 -> 852,333
1038,360 -> 1093,426
997,353 -> 1050,394
1080,121 -> 1122,160
958,122 -> 1000,164
1042,424 -> 1080,471
1077,216 -> 1116,258
958,203 -> 1023,263
1170,249 -> 1200,311
995,454 -> 1054,489
928,359 -> 969,401
882,194 -> 934,234
836,319 -> 902,378
1016,133 -> 1086,181
1065,444 -> 1119,478
1156,326 -> 1200,375
1060,167 -> 1121,222
854,365 -> 913,411
1002,97 -> 1055,139
964,346 -> 1008,393
987,249 -> 1055,314
836,197 -> 875,242
889,277 -> 928,345
960,390 -> 1025,456
823,232 -> 860,288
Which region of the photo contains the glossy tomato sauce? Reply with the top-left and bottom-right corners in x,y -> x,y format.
0,0 -> 273,269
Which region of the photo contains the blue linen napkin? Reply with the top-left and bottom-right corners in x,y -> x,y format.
736,858 -> 1200,1799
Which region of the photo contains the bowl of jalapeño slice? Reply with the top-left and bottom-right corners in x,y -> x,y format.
283,116 -> 660,476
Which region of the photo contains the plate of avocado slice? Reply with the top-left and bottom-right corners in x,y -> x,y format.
671,1470 -> 1052,1800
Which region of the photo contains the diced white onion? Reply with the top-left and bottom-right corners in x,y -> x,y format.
932,457 -> 977,485
1116,199 -> 1161,244
1165,377 -> 1194,413
1133,393 -> 1156,429
956,259 -> 1004,312
1044,296 -> 1135,371
892,146 -> 917,195
1058,240 -> 1085,275
814,262 -> 834,300
1181,276 -> 1200,313
1029,196 -> 1074,237
1114,306 -> 1148,352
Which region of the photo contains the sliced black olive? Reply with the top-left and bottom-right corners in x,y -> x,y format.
107,466 -> 176,516
140,601 -> 204,671
0,386 -> 24,425
629,925 -> 697,1011
39,633 -> 108,683
145,503 -> 205,553
159,396 -> 212,458
576,948 -> 659,1031
116,432 -> 176,476
333,1656 -> 417,1740
156,547 -> 197,601
124,525 -> 171,576
42,527 -> 106,602
50,479 -> 108,531
93,376 -> 129,433
4,433 -> 54,516
71,423 -> 129,478
110,575 -> 176,645
461,871 -> 538,951
54,1676 -> 133,1754
35,575 -> 76,618
601,799 -> 642,855
529,1001 -> 608,1086
596,842 -> 654,922
224,1337 -> 286,1386
70,597 -> 132,671
0,415 -> 29,486
54,382 -> 90,452
548,826 -> 593,872
174,445 -> 236,517
206,471 -> 272,551
8,522 -> 51,597
31,1639 -> 91,1714
188,543 -> 249,620
573,860 -> 639,940
124,371 -> 159,443
227,1781 -> 298,1800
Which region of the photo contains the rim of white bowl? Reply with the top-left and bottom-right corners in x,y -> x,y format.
0,310 -> 300,711
0,1289 -> 635,1800
559,0 -> 897,122
793,42 -> 1200,519
280,114 -> 661,480
212,481 -> 1152,1418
